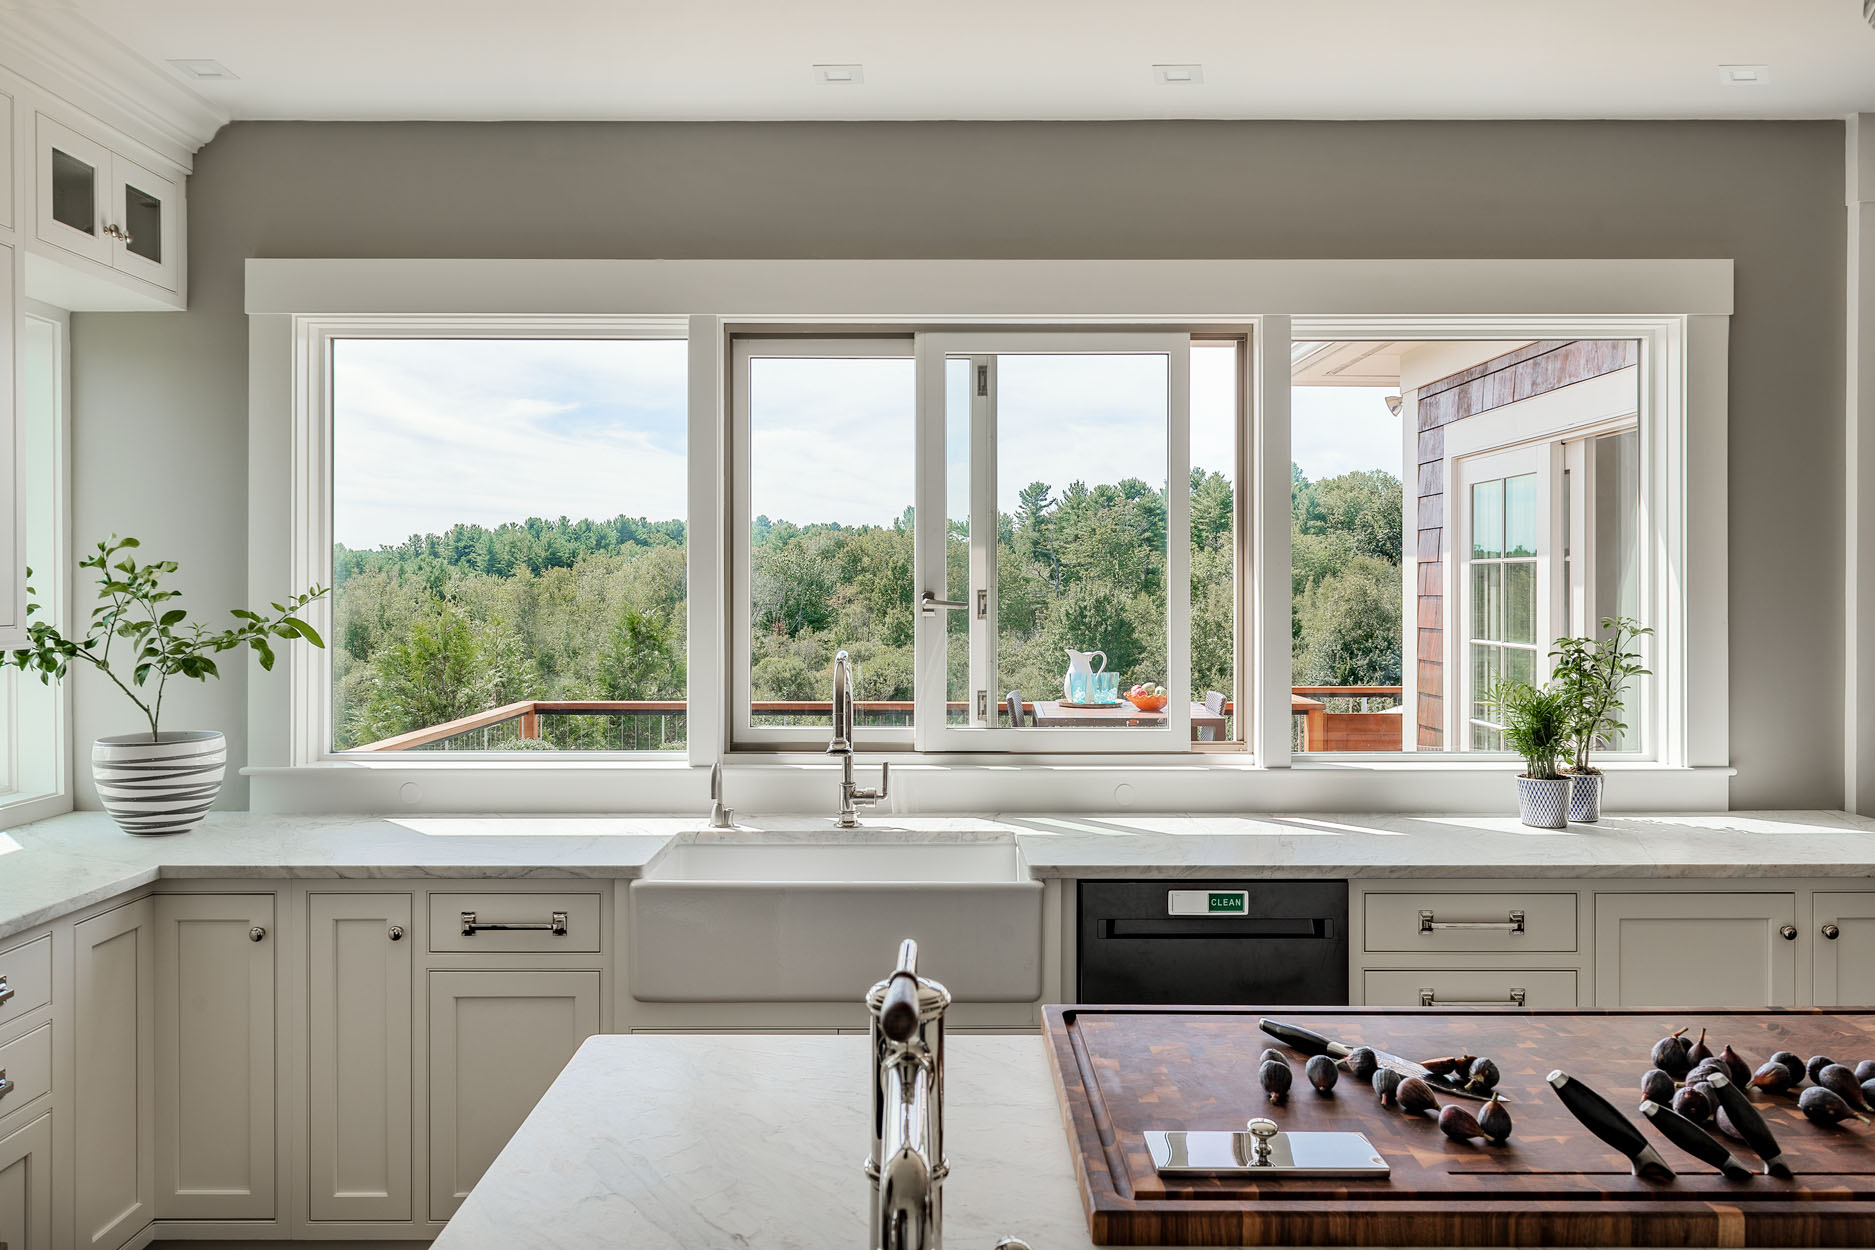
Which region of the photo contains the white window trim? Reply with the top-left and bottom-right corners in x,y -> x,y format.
245,259 -> 1731,815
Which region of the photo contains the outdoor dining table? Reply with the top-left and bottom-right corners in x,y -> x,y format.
1029,700 -> 1228,738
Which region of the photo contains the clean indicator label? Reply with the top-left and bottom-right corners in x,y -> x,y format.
1167,890 -> 1248,916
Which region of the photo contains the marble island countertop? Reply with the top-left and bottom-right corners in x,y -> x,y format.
5,807 -> 1875,941
431,1033 -> 1092,1250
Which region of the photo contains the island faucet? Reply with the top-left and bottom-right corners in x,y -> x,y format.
830,649 -> 888,827
866,939 -> 1031,1250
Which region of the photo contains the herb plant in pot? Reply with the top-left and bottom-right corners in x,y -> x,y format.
1550,616 -> 1651,823
1484,678 -> 1574,829
4,537 -> 327,835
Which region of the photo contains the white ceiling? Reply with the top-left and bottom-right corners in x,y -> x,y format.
51,0 -> 1875,122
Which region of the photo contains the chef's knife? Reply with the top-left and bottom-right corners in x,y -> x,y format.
1258,1018 -> 1504,1102
1638,1099 -> 1753,1180
1705,1072 -> 1795,1179
1546,1070 -> 1675,1180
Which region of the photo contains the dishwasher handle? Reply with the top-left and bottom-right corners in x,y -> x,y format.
1103,917 -> 1334,940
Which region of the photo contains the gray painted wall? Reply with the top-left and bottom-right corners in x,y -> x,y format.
71,120 -> 1845,809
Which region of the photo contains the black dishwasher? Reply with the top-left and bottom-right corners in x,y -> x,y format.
1078,880 -> 1348,1004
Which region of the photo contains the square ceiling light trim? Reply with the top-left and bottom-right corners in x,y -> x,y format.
1717,64 -> 1769,86
814,64 -> 865,86
167,58 -> 238,80
1152,64 -> 1204,86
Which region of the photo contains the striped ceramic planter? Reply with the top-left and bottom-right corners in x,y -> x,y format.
1567,771 -> 1604,823
91,731 -> 226,836
1515,775 -> 1569,829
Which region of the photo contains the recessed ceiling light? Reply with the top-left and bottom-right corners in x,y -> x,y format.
1153,64 -> 1204,86
813,64 -> 864,86
1718,64 -> 1769,86
167,58 -> 238,80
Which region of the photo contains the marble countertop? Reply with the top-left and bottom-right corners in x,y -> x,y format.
431,1033 -> 1093,1250
6,807 -> 1875,942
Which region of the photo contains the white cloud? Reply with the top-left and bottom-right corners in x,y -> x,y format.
1292,385 -> 1403,482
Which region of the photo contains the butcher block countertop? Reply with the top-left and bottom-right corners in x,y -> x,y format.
1045,1006 -> 1875,1246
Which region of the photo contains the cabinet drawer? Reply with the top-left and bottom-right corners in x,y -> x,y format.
429,892 -> 602,953
1364,892 -> 1577,953
1363,969 -> 1578,1008
0,1022 -> 52,1124
0,935 -> 52,1031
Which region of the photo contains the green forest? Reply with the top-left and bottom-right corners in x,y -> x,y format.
330,465 -> 1402,750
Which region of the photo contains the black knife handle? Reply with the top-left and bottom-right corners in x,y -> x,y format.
1639,1099 -> 1753,1180
1258,1018 -> 1340,1057
1548,1070 -> 1675,1180
1706,1073 -> 1794,1179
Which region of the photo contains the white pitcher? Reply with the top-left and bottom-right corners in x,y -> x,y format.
1063,648 -> 1107,701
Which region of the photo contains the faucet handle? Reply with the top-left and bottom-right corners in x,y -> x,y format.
854,761 -> 890,804
995,1240 -> 1033,1250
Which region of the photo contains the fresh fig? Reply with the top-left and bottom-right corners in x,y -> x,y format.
1438,1104 -> 1486,1141
1397,1076 -> 1440,1115
1809,1055 -> 1838,1084
1478,1093 -> 1513,1142
1686,1028 -> 1713,1067
1466,1056 -> 1501,1093
1641,1068 -> 1677,1104
1420,1054 -> 1476,1077
1651,1028 -> 1693,1078
1672,1085 -> 1713,1122
1720,1044 -> 1751,1086
1749,1059 -> 1795,1095
1372,1067 -> 1403,1106
1862,1078 -> 1875,1108
1690,1056 -> 1728,1079
1799,1085 -> 1869,1126
1259,1048 -> 1289,1066
1770,1050 -> 1806,1086
1343,1047 -> 1379,1082
1817,1063 -> 1871,1111
1306,1053 -> 1339,1093
1858,1059 -> 1875,1084
1260,1058 -> 1292,1103
1714,1104 -> 1744,1141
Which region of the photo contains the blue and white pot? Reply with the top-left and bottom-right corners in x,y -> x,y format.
92,730 -> 226,836
1567,771 -> 1604,823
1515,775 -> 1569,829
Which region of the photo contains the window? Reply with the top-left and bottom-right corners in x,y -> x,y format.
327,335 -> 688,754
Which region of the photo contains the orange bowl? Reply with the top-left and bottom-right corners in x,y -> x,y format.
1128,692 -> 1169,712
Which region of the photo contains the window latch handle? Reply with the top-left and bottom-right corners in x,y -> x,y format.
920,591 -> 969,616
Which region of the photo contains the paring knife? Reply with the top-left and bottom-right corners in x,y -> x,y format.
1705,1072 -> 1795,1179
1258,1018 -> 1505,1102
1546,1070 -> 1675,1180
1638,1099 -> 1754,1180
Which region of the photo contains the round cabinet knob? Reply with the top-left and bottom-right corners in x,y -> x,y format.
249,926 -> 267,942
1823,924 -> 1841,941
1779,924 -> 1798,941
388,925 -> 406,942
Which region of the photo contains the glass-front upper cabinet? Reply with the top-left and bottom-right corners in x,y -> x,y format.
35,113 -> 181,293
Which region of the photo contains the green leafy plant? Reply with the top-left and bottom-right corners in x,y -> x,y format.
4,536 -> 329,740
1485,679 -> 1574,780
1550,616 -> 1652,775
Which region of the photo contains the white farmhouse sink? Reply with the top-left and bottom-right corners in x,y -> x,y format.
628,835 -> 1044,1003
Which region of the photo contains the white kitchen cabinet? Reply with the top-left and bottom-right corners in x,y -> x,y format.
154,893 -> 275,1220
32,111 -> 183,298
1812,891 -> 1875,1007
72,899 -> 155,1250
0,237 -> 19,648
0,88 -> 14,233
308,892 -> 412,1222
1363,968 -> 1578,1008
1593,892 -> 1797,1007
0,1112 -> 52,1250
428,970 -> 599,1221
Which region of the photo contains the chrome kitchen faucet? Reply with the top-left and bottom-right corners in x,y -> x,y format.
830,649 -> 888,827
866,939 -> 1030,1250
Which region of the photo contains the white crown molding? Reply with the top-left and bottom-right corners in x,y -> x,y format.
0,0 -> 226,169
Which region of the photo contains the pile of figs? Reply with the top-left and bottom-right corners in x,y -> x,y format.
1644,1026 -> 1874,1129
1256,1044 -> 1512,1143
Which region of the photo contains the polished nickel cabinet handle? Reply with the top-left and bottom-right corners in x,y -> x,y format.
0,975 -> 12,1007
249,926 -> 267,942
461,910 -> 569,937
388,925 -> 406,942
1420,987 -> 1527,1007
1419,908 -> 1525,935
0,1067 -> 11,1099
1780,924 -> 1798,941
1823,924 -> 1841,940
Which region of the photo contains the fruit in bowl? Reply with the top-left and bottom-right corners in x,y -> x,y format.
1126,683 -> 1169,712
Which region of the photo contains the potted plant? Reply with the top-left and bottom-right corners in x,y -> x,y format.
1485,678 -> 1575,828
4,536 -> 327,835
1550,616 -> 1652,823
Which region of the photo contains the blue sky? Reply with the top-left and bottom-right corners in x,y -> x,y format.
332,338 -> 1400,549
